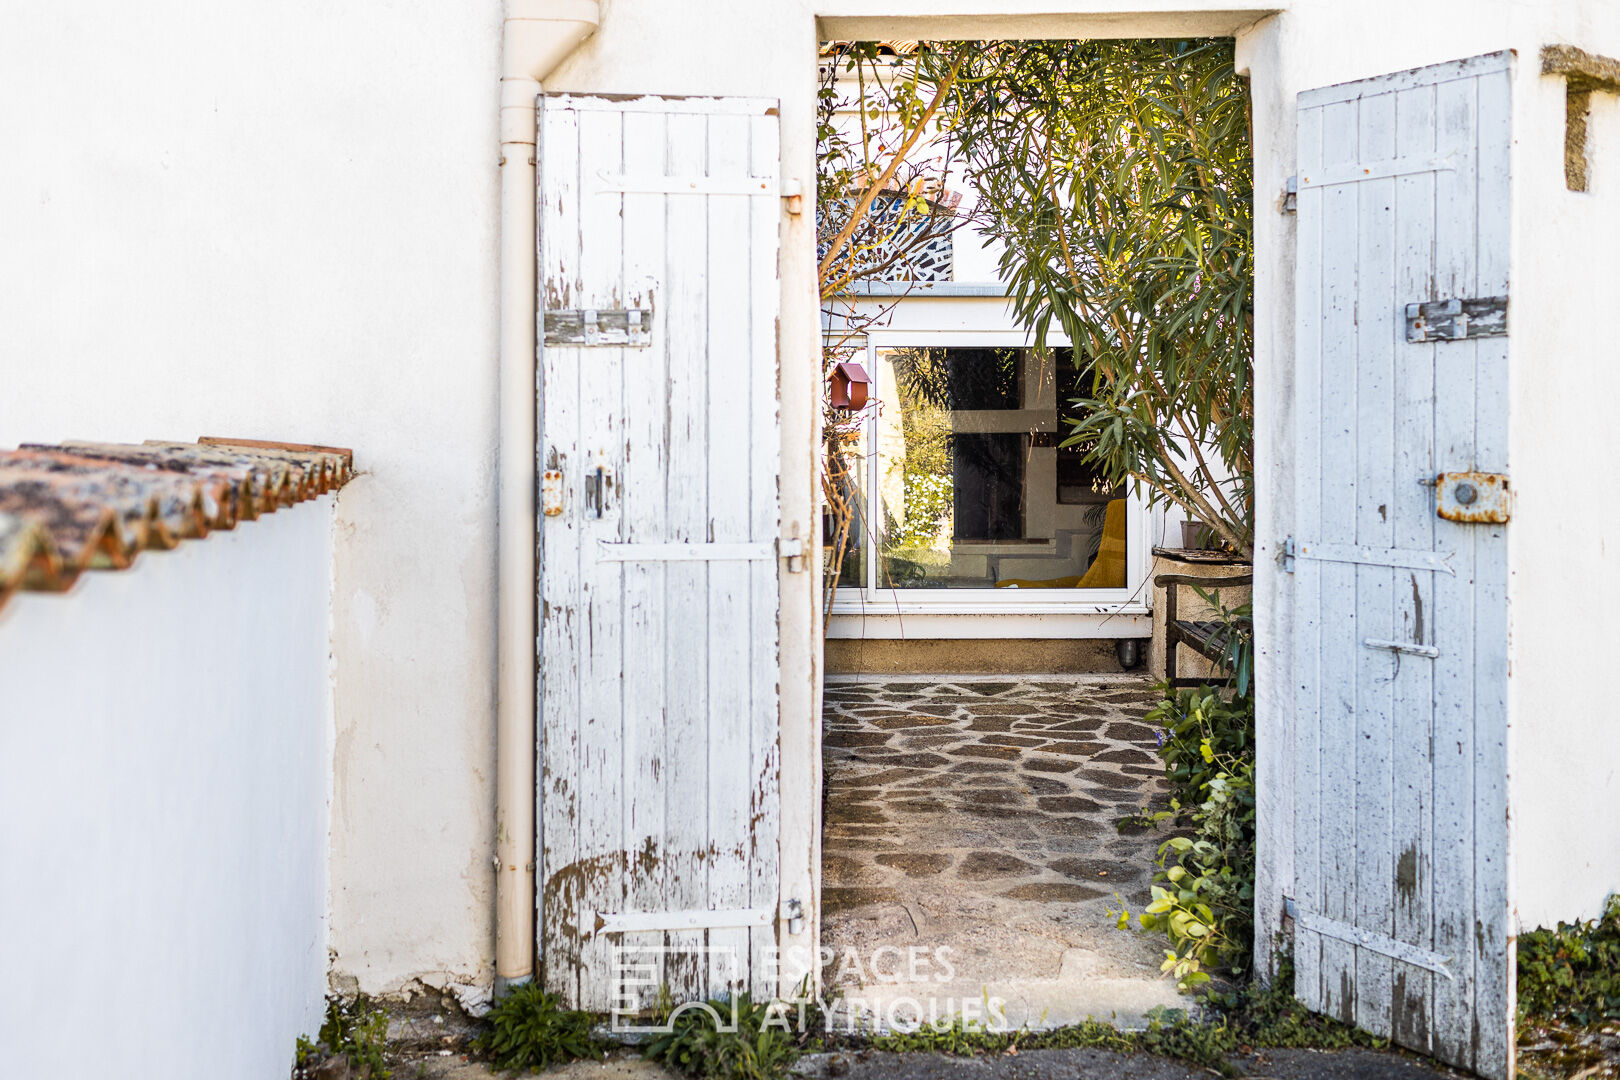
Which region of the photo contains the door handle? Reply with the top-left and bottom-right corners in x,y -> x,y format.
585,466 -> 610,518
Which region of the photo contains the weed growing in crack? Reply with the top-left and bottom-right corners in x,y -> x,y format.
644,993 -> 811,1080
292,995 -> 392,1079
865,1009 -> 1234,1074
475,983 -> 601,1073
855,963 -> 1383,1078
1516,895 -> 1620,1080
1210,958 -> 1383,1051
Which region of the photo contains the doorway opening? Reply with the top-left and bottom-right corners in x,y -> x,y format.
815,33 -> 1254,1029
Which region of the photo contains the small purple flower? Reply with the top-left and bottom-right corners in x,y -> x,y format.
1155,729 -> 1166,748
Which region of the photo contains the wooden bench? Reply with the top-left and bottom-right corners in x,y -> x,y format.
1156,572 -> 1252,688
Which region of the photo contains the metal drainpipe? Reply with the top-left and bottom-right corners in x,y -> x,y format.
496,0 -> 599,999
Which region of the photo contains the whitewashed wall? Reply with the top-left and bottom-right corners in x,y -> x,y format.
3,0 -> 1616,1010
1504,48 -> 1620,932
0,500 -> 333,1080
0,0 -> 505,1001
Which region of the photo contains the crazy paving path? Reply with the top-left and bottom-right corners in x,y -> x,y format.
820,675 -> 1186,1026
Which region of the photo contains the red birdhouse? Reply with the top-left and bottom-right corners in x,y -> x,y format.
828,361 -> 870,411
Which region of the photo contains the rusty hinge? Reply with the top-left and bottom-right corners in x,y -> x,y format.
781,178 -> 804,215
541,469 -> 564,516
544,308 -> 653,347
1404,296 -> 1508,343
1435,471 -> 1512,523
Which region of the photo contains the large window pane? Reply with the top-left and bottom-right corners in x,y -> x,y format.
874,345 -> 1123,590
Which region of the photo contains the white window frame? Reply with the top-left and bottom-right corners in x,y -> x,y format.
829,329 -> 1151,618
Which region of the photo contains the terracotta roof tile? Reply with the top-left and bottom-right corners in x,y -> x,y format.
0,438 -> 354,610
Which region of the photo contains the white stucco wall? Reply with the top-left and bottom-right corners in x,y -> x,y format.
0,0 -> 504,999
0,499 -> 333,1080
4,0 -> 1615,1007
1505,45 -> 1620,932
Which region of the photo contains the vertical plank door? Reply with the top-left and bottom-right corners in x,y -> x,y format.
1291,52 -> 1512,1078
537,94 -> 784,1011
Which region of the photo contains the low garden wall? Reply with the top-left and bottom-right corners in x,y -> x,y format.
0,495 -> 335,1079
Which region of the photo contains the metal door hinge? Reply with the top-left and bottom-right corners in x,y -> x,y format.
1281,175 -> 1298,213
1435,471 -> 1512,523
1404,296 -> 1508,343
583,907 -> 772,937
781,179 -> 804,215
597,541 -> 773,562
541,469 -> 564,516
780,537 -> 806,573
596,170 -> 779,197
1281,536 -> 1296,573
1293,540 -> 1455,575
544,307 -> 654,347
1284,896 -> 1454,980
1363,637 -> 1440,659
782,898 -> 805,936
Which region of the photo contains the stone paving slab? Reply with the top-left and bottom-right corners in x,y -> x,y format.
821,676 -> 1187,1028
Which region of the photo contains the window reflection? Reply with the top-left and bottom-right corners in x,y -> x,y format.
873,346 -> 1123,590
823,418 -> 867,590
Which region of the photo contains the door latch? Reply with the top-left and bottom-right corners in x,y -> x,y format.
585,466 -> 612,517
1404,296 -> 1508,343
1435,471 -> 1511,523
543,308 -> 654,347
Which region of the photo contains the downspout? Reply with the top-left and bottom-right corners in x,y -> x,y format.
496,0 -> 599,998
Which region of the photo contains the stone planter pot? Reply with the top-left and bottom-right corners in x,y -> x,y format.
1148,546 -> 1252,685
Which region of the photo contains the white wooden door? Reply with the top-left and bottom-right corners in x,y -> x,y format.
1292,53 -> 1512,1078
538,94 -> 783,1011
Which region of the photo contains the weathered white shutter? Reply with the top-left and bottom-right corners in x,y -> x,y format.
538,94 -> 783,1010
1291,53 -> 1512,1078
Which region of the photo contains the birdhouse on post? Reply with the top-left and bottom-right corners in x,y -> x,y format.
828,361 -> 870,412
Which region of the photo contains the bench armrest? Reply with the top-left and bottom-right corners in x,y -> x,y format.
1153,573 -> 1253,589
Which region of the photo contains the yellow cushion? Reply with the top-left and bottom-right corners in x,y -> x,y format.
995,498 -> 1127,589
994,574 -> 1084,589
